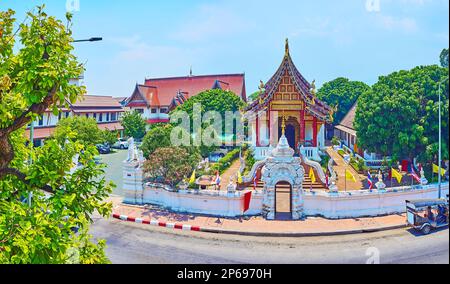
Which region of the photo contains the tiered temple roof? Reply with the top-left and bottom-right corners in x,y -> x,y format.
247,39 -> 332,123
127,73 -> 247,109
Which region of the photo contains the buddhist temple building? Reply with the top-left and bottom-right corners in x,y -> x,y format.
246,40 -> 333,161
26,95 -> 125,147
126,73 -> 247,124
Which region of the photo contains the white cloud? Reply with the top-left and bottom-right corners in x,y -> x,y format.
374,14 -> 418,32
170,4 -> 254,42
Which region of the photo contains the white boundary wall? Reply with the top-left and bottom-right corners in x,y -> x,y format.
304,184 -> 449,219
123,160 -> 449,219
137,184 -> 263,217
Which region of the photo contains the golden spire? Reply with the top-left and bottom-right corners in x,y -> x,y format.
285,38 -> 289,56
281,111 -> 286,136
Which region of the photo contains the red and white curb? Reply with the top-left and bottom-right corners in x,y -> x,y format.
112,214 -> 202,232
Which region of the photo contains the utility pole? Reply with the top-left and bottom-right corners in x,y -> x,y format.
438,76 -> 448,199
26,36 -> 102,207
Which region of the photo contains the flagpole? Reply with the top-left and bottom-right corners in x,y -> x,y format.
438,76 -> 447,199
345,167 -> 347,192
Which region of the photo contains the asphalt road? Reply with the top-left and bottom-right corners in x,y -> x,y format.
90,217 -> 449,264
100,150 -> 128,196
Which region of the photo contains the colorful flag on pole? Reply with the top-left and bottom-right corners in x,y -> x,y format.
411,167 -> 421,184
242,191 -> 252,213
237,171 -> 243,184
433,164 -> 446,176
215,171 -> 221,186
367,171 -> 374,190
189,170 -> 196,184
391,168 -> 403,184
309,168 -> 316,184
346,169 -> 356,182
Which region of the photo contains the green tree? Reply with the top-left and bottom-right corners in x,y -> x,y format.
120,110 -> 146,140
317,78 -> 370,124
171,89 -> 245,121
53,116 -> 103,147
141,124 -> 173,158
143,147 -> 200,187
440,48 -> 449,68
170,89 -> 245,156
0,7 -> 112,263
355,65 -> 449,163
101,129 -> 119,146
248,91 -> 261,102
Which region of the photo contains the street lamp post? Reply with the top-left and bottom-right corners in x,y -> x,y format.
27,36 -> 102,206
438,76 -> 448,199
73,37 -> 102,43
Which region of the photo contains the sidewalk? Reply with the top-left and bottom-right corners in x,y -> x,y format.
111,200 -> 407,236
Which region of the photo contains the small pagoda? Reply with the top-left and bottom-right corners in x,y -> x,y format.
246,39 -> 333,160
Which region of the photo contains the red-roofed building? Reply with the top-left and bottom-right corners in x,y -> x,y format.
26,95 -> 125,147
126,73 -> 246,124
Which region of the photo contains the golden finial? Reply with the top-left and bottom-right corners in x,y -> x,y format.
285,38 -> 289,56
281,111 -> 286,136
259,80 -> 265,91
310,80 -> 317,96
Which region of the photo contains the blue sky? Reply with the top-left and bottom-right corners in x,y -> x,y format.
1,0 -> 448,98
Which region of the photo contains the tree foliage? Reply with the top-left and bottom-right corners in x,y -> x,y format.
143,147 -> 200,187
171,89 -> 245,120
53,116 -> 103,147
317,77 -> 370,124
0,7 -> 113,263
440,48 -> 449,68
141,124 -> 173,158
120,110 -> 146,140
248,91 -> 261,102
355,65 -> 449,163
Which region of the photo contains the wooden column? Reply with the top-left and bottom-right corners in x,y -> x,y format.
313,117 -> 318,147
300,109 -> 305,145
267,110 -> 271,147
256,114 -> 260,147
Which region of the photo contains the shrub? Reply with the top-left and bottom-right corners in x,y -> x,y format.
211,148 -> 241,174
331,136 -> 340,146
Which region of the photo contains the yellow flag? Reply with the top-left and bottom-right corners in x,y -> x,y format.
391,168 -> 403,184
237,171 -> 243,184
189,170 -> 196,184
309,168 -> 316,184
345,169 -> 356,182
433,164 -> 446,176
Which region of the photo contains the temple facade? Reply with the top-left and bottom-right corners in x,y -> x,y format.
246,40 -> 333,161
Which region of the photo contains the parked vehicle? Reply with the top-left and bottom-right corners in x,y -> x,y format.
96,143 -> 111,154
112,138 -> 129,149
406,197 -> 449,235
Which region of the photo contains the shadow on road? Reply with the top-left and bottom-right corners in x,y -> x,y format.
407,226 -> 449,238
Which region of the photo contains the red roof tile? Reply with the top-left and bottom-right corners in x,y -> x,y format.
98,122 -> 124,131
143,73 -> 246,105
71,95 -> 123,108
25,127 -> 56,140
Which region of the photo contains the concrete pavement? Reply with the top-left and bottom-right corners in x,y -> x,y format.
112,201 -> 407,237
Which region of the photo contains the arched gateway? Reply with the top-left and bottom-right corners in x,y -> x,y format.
261,133 -> 305,220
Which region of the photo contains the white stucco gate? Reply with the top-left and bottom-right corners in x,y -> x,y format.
261,134 -> 305,220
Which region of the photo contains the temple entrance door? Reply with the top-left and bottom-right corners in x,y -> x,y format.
279,124 -> 296,150
274,181 -> 292,220
285,125 -> 296,149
